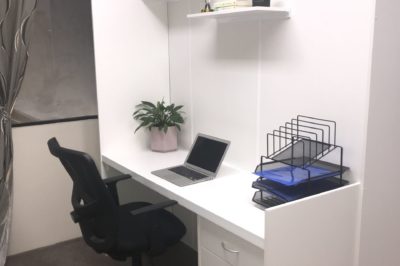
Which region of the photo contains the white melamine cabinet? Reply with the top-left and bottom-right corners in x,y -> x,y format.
198,217 -> 263,266
201,247 -> 231,266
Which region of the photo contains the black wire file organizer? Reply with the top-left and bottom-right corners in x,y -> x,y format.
252,115 -> 349,208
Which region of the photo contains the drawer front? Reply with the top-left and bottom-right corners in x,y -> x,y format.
198,217 -> 263,266
200,247 -> 231,266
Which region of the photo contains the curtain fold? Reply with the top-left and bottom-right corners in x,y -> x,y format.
0,0 -> 36,264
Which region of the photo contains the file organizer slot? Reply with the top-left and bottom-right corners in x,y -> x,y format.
252,115 -> 348,208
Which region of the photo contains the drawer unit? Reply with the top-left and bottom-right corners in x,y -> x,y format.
198,217 -> 263,266
200,247 -> 231,266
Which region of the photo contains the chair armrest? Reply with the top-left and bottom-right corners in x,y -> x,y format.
130,200 -> 178,216
103,174 -> 131,185
104,174 -> 131,205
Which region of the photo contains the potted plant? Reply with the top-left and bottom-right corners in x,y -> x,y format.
133,100 -> 184,152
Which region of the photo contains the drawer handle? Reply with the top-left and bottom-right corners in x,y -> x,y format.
221,241 -> 240,254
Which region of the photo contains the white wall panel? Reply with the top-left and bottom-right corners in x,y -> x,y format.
190,17 -> 259,170
92,0 -> 170,154
9,120 -> 100,255
168,0 -> 375,175
359,0 -> 400,264
168,1 -> 193,149
259,0 -> 375,183
169,0 -> 260,170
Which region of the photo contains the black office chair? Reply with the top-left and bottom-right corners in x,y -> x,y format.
47,137 -> 186,266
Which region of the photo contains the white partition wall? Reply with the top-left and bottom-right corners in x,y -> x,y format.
265,183 -> 360,266
10,120 -> 100,255
168,0 -> 375,176
258,0 -> 374,183
91,0 -> 170,154
359,0 -> 400,264
169,0 -> 260,169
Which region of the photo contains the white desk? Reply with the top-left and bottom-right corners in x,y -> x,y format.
102,148 -> 361,266
102,148 -> 265,249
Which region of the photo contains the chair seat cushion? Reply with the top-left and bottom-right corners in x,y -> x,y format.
113,201 -> 186,257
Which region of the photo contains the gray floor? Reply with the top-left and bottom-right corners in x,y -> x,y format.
6,238 -> 197,266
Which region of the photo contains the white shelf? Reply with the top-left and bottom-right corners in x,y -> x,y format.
187,7 -> 290,20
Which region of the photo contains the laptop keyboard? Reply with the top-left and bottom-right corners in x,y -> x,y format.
169,166 -> 208,180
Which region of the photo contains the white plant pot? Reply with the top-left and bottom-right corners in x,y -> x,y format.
150,126 -> 178,152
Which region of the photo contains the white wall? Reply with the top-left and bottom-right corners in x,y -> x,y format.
168,0 -> 375,181
169,0 -> 260,169
359,0 -> 400,264
91,0 -> 170,155
9,119 -> 100,255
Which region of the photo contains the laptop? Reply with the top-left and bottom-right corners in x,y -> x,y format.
152,133 -> 230,187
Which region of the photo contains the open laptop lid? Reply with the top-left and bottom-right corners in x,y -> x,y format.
184,133 -> 230,177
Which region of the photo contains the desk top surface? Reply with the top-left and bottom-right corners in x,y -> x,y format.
102,148 -> 265,249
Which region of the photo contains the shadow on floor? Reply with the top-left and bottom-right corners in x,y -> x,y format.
6,238 -> 197,266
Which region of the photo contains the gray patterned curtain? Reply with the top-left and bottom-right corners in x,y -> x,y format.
0,0 -> 37,264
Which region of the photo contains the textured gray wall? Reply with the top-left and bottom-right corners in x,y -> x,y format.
12,0 -> 97,123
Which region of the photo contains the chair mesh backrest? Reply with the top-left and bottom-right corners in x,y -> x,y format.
48,137 -> 118,252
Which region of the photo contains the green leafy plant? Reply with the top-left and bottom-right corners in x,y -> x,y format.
133,100 -> 184,133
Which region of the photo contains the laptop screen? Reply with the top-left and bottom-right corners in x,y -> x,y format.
186,135 -> 229,173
